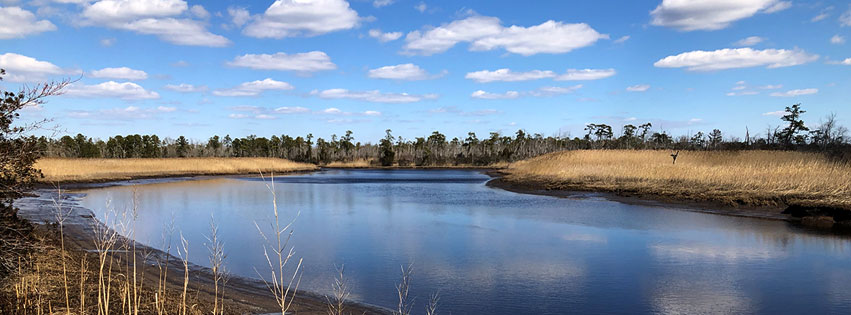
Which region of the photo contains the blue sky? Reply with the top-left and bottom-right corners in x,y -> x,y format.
2,0 -> 850,142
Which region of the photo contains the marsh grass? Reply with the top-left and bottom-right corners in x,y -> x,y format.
35,158 -> 318,183
505,150 -> 851,209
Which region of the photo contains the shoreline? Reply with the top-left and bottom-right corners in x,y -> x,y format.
484,170 -> 851,232
14,185 -> 392,315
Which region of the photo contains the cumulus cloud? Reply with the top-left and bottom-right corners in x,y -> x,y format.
471,90 -> 519,99
164,83 -> 207,93
831,34 -> 845,44
465,68 -> 615,83
650,0 -> 791,31
226,51 -> 336,73
189,4 -> 209,19
733,36 -> 764,46
89,67 -> 148,80
770,88 -> 818,97
311,89 -> 436,103
840,58 -> 851,65
414,2 -> 427,13
0,53 -> 66,82
465,69 -> 554,83
429,106 -> 501,116
654,48 -> 818,71
0,6 -> 57,39
403,15 -> 607,56
626,84 -> 650,92
555,68 -> 616,81
368,29 -> 402,42
213,78 -> 294,97
243,0 -> 360,38
228,7 -> 251,27
367,63 -> 440,80
65,81 -> 160,100
317,107 -> 381,116
472,85 -> 582,99
80,0 -> 229,47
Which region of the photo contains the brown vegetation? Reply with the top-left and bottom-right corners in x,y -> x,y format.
502,150 -> 851,210
35,158 -> 318,183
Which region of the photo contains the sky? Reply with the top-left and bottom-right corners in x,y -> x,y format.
2,0 -> 850,142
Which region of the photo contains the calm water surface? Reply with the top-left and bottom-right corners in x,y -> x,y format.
80,169 -> 851,314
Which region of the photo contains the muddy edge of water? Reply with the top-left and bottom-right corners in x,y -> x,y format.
15,182 -> 392,315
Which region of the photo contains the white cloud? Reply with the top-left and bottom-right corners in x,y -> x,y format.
403,15 -> 607,56
274,106 -> 310,114
812,12 -> 829,22
762,110 -> 786,116
770,88 -> 818,97
368,29 -> 402,42
0,6 -> 57,39
529,85 -> 583,96
831,34 -> 845,44
118,18 -> 230,47
164,83 -> 207,93
465,68 -> 615,83
89,67 -> 148,80
243,0 -> 360,38
465,69 -> 554,83
80,0 -> 229,47
69,105 -> 175,120
840,58 -> 851,65
0,53 -> 65,82
316,107 -> 381,117
213,78 -> 294,97
472,85 -> 581,99
555,68 -> 616,81
311,89 -> 435,103
228,7 -> 251,27
226,51 -> 336,73
651,0 -> 790,31
368,63 -> 438,80
626,84 -> 650,92
65,81 -> 160,100
733,36 -> 764,46
414,2 -> 426,13
373,0 -> 393,8
190,4 -> 209,19
654,48 -> 818,71
759,84 -> 782,89
841,7 -> 851,26
82,0 -> 187,23
613,35 -> 630,44
100,38 -> 116,46
726,90 -> 759,96
471,90 -> 519,99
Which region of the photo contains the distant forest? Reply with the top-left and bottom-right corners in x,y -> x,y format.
37,104 -> 850,166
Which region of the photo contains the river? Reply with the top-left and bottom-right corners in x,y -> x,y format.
78,169 -> 851,314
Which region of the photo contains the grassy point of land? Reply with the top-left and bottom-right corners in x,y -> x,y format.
502,150 -> 851,211
35,157 -> 318,183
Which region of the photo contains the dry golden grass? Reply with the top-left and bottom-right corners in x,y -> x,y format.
504,150 -> 851,209
324,159 -> 374,168
36,158 -> 318,183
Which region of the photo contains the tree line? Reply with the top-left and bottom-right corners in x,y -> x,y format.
35,104 -> 850,166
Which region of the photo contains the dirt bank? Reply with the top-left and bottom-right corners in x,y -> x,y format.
486,170 -> 851,232
10,187 -> 391,314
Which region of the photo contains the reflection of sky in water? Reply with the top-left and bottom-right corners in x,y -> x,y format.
80,169 -> 851,314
